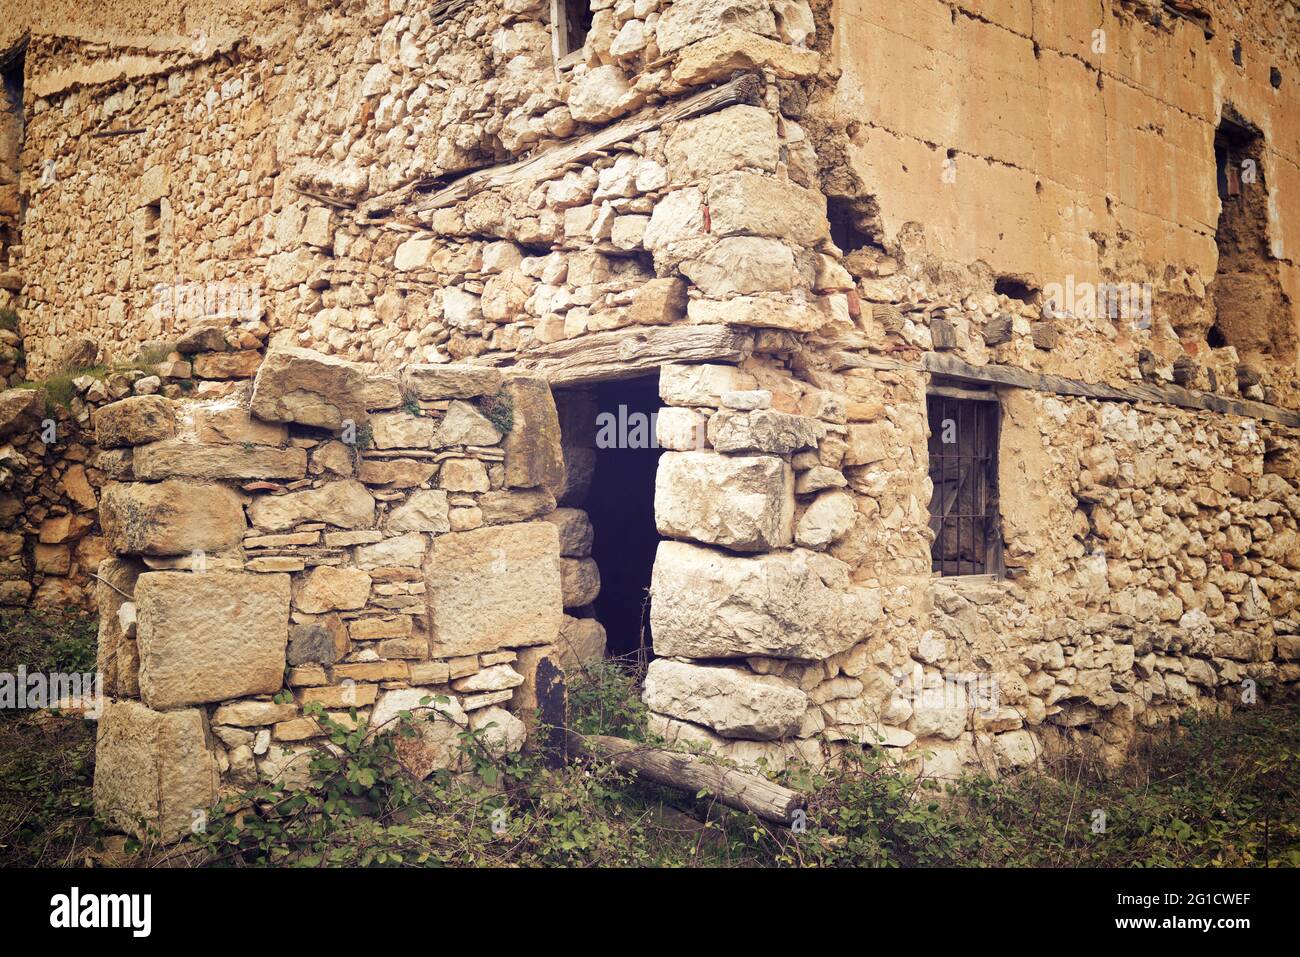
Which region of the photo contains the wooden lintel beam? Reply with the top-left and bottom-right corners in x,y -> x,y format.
518,324 -> 755,387
848,351 -> 1299,427
922,353 -> 1300,427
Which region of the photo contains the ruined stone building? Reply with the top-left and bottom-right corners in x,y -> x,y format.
0,0 -> 1297,839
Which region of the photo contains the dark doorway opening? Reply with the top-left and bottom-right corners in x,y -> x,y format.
0,43 -> 24,267
578,374 -> 663,661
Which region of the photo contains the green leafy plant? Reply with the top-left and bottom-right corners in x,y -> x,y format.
0,606 -> 98,677
566,657 -> 649,740
478,391 -> 514,435
2,606 -> 1296,870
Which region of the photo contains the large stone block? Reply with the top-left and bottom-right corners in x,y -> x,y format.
425,522 -> 563,657
94,699 -> 218,842
402,365 -> 504,400
135,571 -> 290,708
655,451 -> 793,551
707,408 -> 823,454
642,659 -> 807,739
250,346 -> 370,430
193,403 -> 289,446
643,187 -> 707,252
650,541 -> 881,659
656,0 -> 777,54
680,236 -> 796,296
687,294 -> 831,333
561,557 -> 601,607
132,439 -> 307,480
510,644 -> 567,751
100,480 -> 246,556
247,480 -> 375,531
502,375 -> 564,491
665,105 -> 779,181
93,395 -> 176,448
659,362 -> 757,406
544,508 -> 594,557
671,29 -> 821,86
706,171 -> 828,246
0,388 -> 43,442
556,616 -> 607,671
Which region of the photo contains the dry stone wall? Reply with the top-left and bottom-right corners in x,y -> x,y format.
642,353 -> 1300,777
0,0 -> 1296,835
88,344 -> 581,841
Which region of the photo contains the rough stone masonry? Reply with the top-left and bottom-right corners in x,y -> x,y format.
0,0 -> 1296,839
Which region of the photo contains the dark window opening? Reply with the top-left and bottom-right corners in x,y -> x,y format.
142,200 -> 162,260
1208,110 -> 1291,362
927,388 -> 1001,577
994,275 -> 1038,304
554,374 -> 663,663
556,0 -> 594,58
827,195 -> 884,255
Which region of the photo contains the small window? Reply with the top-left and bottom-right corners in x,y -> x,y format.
927,386 -> 1001,576
552,0 -> 593,60
141,200 -> 161,261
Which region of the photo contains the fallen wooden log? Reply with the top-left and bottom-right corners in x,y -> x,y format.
564,730 -> 805,825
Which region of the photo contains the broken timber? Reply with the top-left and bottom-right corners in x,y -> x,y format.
846,351 -> 1300,428
564,731 -> 806,824
358,73 -> 761,221
518,324 -> 755,386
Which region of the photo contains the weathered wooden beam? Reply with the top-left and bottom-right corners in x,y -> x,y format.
402,74 -> 761,217
922,353 -> 1300,427
845,351 -> 1300,427
564,731 -> 805,824
519,324 -> 755,386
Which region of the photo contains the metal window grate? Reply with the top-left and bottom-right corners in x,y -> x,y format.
927,390 -> 1001,576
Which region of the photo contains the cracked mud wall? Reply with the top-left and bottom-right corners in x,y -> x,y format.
811,0 -> 1300,400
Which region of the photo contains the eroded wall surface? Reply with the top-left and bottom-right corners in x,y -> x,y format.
817,0 -> 1300,386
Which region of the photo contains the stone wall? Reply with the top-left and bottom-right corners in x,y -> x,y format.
0,0 -> 1295,836
638,350 -> 1300,776
0,388 -> 115,610
89,343 -> 582,841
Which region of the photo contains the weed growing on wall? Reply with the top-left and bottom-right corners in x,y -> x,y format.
477,391 -> 513,435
